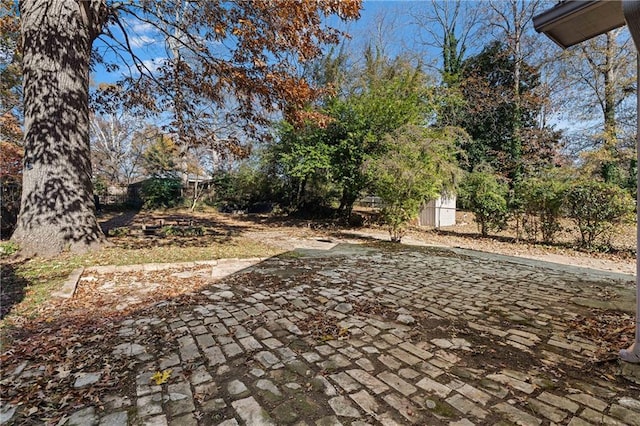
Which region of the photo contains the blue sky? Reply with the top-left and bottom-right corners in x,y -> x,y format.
90,0 -> 578,142
92,1 -> 539,87
91,1 -> 450,86
90,0 -> 632,143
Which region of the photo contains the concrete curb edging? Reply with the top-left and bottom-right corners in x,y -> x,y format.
84,259 -> 222,274
56,258 -> 270,299
82,257 -> 268,274
52,267 -> 84,299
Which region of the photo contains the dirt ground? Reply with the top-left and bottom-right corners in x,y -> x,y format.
99,208 -> 637,276
405,211 -> 636,276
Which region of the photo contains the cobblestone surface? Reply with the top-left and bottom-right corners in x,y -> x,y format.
4,243 -> 640,425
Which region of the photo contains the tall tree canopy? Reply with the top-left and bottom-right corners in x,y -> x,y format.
328,46 -> 435,217
12,0 -> 361,256
557,29 -> 636,186
318,47 -> 434,218
458,41 -> 560,181
265,45 -> 464,221
412,0 -> 480,86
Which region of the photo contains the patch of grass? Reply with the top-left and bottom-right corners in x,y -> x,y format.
0,241 -> 19,257
272,402 -> 298,423
1,258 -> 74,326
534,376 -> 558,390
293,396 -> 321,417
276,251 -> 304,259
77,237 -> 281,266
0,236 -> 282,328
429,400 -> 456,418
309,378 -> 326,392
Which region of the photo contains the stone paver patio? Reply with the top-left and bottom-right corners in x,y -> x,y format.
3,243 -> 640,425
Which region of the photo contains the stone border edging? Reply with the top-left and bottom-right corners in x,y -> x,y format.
51,267 -> 84,299
54,258 -> 268,299
449,246 -> 635,282
83,257 -> 267,274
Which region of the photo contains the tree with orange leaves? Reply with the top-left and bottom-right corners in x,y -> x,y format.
1,0 -> 21,143
12,0 -> 361,256
0,140 -> 22,238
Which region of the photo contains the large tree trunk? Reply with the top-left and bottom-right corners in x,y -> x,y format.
12,0 -> 108,256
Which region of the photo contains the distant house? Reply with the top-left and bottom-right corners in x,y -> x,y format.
181,173 -> 214,203
417,195 -> 456,227
125,173 -> 215,207
182,172 -> 214,191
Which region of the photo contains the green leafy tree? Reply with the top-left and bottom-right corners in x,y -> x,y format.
268,47 -> 435,219
210,165 -> 263,211
459,168 -> 509,236
458,41 -> 560,181
565,180 -> 634,249
272,121 -> 335,210
131,128 -> 186,209
366,124 -> 460,242
140,130 -> 180,179
327,48 -> 435,218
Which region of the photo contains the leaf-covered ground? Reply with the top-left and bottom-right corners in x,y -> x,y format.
1,207 -> 635,330
0,226 -> 636,425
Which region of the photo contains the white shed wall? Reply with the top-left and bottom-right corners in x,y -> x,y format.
418,196 -> 456,227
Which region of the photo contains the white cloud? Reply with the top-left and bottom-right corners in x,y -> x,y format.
130,35 -> 156,48
136,57 -> 169,75
128,20 -> 156,35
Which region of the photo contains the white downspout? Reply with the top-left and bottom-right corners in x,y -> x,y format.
620,0 -> 640,364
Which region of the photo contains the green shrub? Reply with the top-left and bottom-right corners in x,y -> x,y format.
141,178 -> 183,209
161,225 -> 205,237
107,227 -> 131,237
565,180 -> 634,248
459,170 -> 508,236
518,176 -> 567,243
213,167 -> 279,211
365,125 -> 460,243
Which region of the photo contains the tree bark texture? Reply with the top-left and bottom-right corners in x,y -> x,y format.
604,32 -> 617,141
12,0 -> 108,256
